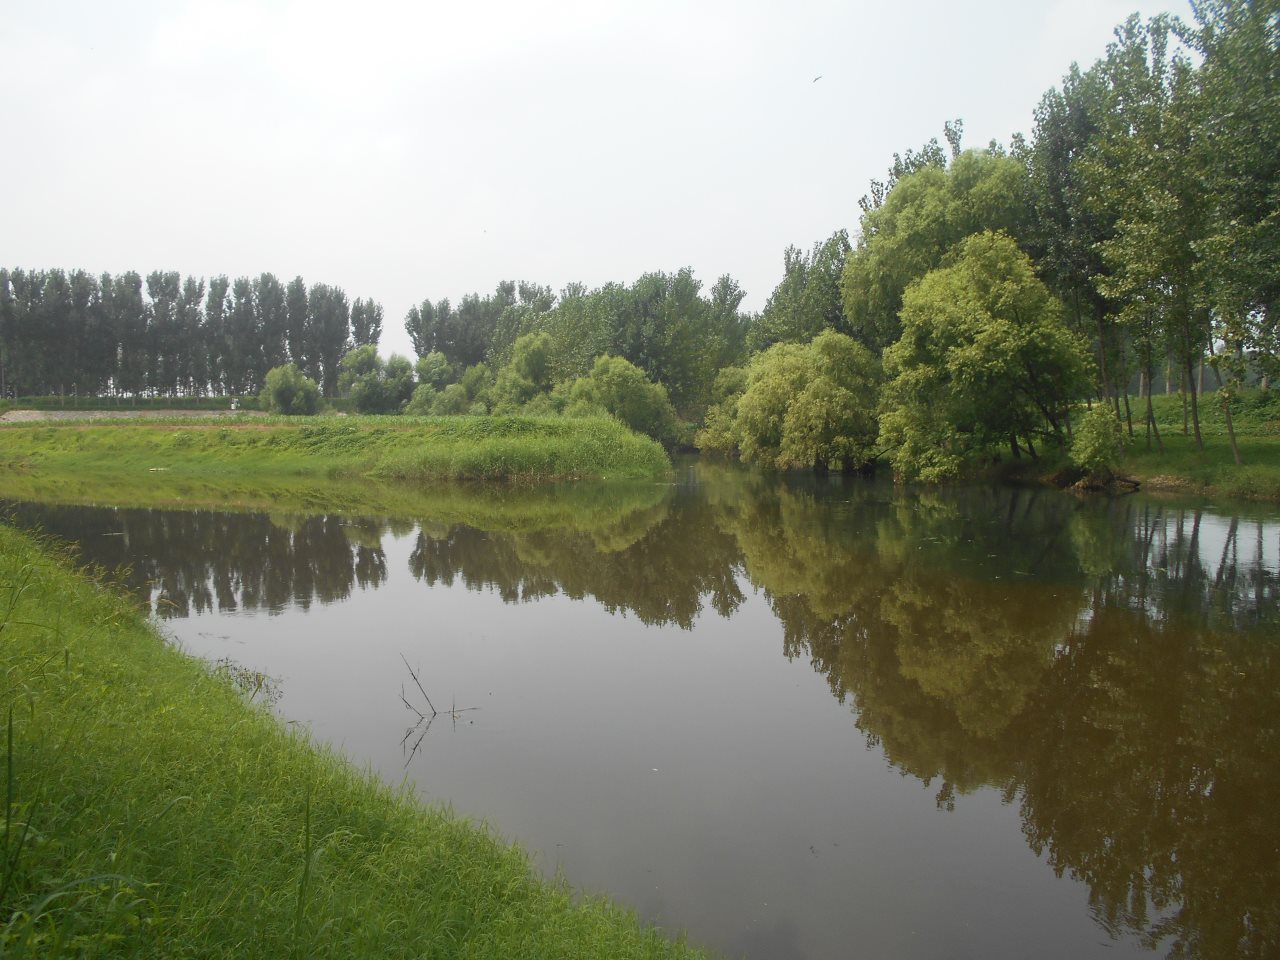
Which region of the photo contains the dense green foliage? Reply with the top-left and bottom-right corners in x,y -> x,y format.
404,272 -> 752,420
260,363 -> 320,415
842,150 -> 1031,353
1070,404 -> 1127,477
879,233 -> 1091,480
0,524 -> 707,958
699,331 -> 879,471
337,346 -> 415,414
748,232 -> 851,350
566,355 -> 682,447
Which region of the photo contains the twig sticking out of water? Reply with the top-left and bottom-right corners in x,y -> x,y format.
400,653 -> 437,716
399,654 -> 480,767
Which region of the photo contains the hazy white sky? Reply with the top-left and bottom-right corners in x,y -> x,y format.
1,0 -> 1183,358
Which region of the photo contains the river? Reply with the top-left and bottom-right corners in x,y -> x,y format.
6,460 -> 1278,959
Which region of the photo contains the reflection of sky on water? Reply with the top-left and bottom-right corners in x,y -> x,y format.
1167,512 -> 1278,572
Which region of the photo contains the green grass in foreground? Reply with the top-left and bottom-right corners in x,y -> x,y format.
0,524 -> 707,959
1116,389 -> 1280,500
0,415 -> 672,484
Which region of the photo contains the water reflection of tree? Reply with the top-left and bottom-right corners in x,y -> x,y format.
6,504 -> 386,615
407,494 -> 744,628
10,478 -> 1278,955
726,484 -> 1279,958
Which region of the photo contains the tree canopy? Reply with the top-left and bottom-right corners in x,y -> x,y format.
879,232 -> 1091,480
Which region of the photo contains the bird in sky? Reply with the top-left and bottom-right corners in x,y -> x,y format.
812,75 -> 823,83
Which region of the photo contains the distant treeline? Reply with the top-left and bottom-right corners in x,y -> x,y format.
404,273 -> 754,413
0,268 -> 383,398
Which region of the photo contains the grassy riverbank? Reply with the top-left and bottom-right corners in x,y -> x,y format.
0,523 -> 705,958
989,389 -> 1280,502
0,415 -> 671,485
1116,390 -> 1280,501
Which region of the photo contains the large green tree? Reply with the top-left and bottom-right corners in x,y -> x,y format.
350,297 -> 383,349
842,148 -> 1032,353
284,276 -> 310,374
879,232 -> 1091,480
1184,0 -> 1280,411
1023,63 -> 1123,409
568,355 -> 680,447
203,276 -> 230,393
1086,14 -> 1210,447
338,345 -> 413,413
308,283 -> 351,397
223,276 -> 259,394
255,273 -> 288,374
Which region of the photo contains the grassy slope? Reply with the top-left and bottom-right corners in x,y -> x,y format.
0,524 -> 707,959
0,415 -> 671,486
1117,389 -> 1280,500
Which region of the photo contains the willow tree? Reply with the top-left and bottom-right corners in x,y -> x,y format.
698,329 -> 879,472
880,231 -> 1091,481
842,148 -> 1032,354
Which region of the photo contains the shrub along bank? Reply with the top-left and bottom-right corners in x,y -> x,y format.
0,523 -> 706,958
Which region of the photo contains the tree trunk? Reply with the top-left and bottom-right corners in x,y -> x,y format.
1009,433 -> 1021,460
1145,364 -> 1163,453
1222,392 -> 1242,465
1181,368 -> 1189,435
1122,390 -> 1134,439
1186,358 -> 1204,450
1025,434 -> 1038,459
1095,313 -> 1113,411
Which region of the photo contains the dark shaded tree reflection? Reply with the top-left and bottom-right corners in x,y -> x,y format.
728,482 -> 1279,959
407,486 -> 744,627
5,503 -> 388,615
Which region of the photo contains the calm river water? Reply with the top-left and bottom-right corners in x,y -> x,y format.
7,461 -> 1279,959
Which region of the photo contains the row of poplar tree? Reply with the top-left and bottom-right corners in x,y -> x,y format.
0,269 -> 385,399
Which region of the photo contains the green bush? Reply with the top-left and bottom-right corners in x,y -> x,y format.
568,356 -> 680,447
698,331 -> 879,471
415,351 -> 453,390
260,364 -> 320,415
1071,405 -> 1127,477
404,383 -> 437,416
339,348 -> 415,414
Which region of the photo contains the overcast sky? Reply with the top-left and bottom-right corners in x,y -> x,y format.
1,0 -> 1184,359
